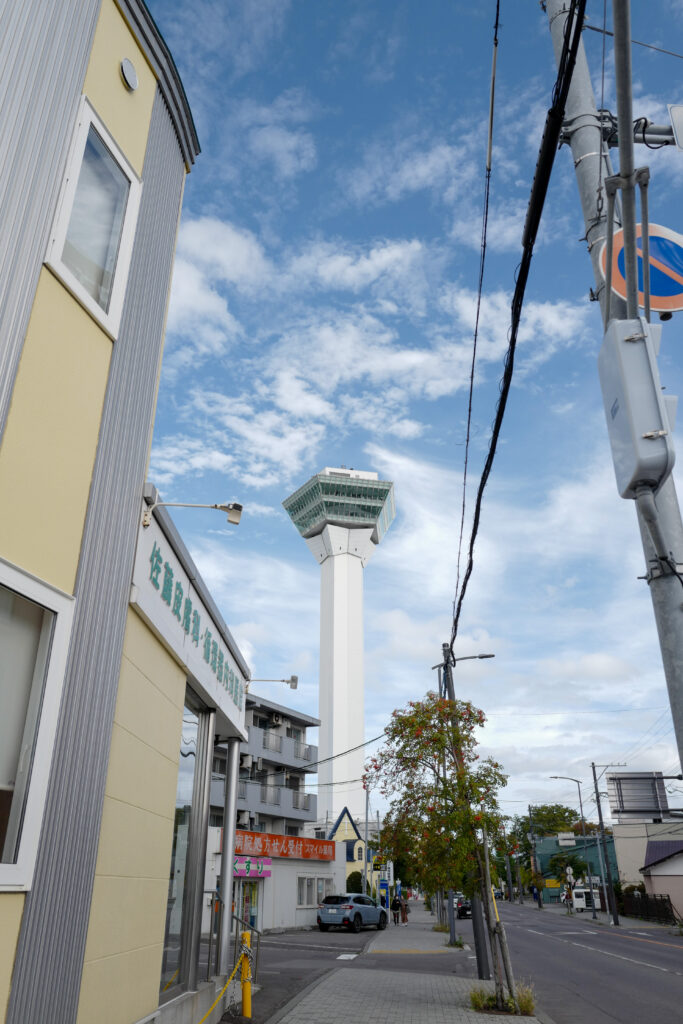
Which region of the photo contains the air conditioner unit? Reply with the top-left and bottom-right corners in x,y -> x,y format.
237,811 -> 250,828
240,754 -> 253,770
272,713 -> 282,726
256,757 -> 263,771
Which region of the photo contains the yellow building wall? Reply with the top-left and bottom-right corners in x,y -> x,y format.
0,270 -> 111,595
0,895 -> 25,1023
83,0 -> 157,176
76,608 -> 186,1024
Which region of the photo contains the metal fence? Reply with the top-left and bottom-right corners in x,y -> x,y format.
622,891 -> 676,924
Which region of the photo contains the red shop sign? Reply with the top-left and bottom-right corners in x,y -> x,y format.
233,829 -> 335,861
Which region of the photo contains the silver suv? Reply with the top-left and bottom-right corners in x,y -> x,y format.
317,894 -> 388,933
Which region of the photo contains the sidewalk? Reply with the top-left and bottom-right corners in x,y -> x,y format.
266,901 -> 552,1024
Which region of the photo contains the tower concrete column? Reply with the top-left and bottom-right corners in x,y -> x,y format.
284,467 -> 395,826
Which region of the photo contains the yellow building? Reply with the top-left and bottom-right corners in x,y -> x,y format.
0,3 -> 252,1023
326,807 -> 381,894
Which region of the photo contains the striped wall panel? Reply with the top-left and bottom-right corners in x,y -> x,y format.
6,89 -> 186,1024
0,0 -> 100,440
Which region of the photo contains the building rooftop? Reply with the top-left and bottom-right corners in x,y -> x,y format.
283,467 -> 395,542
246,692 -> 320,728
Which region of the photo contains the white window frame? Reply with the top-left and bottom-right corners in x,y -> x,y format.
45,96 -> 142,340
0,558 -> 74,891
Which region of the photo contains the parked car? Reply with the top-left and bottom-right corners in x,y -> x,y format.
317,894 -> 388,933
456,895 -> 472,919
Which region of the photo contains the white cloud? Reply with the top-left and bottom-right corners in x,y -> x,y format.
178,217 -> 272,290
247,124 -> 317,178
343,137 -> 476,207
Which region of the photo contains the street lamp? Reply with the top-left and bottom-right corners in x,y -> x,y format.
549,775 -> 599,921
142,500 -> 243,527
431,645 -> 495,967
431,650 -> 495,699
247,675 -> 298,693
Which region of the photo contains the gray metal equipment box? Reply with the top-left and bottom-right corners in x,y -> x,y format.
598,317 -> 675,499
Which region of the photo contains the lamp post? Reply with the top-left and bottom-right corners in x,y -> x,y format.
142,499 -> 243,527
432,646 -> 495,978
549,775 -> 598,921
247,676 -> 298,692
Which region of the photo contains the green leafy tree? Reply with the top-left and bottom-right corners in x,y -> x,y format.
547,851 -> 587,882
365,693 -> 517,1010
508,803 -> 581,865
365,693 -> 506,900
346,870 -> 363,893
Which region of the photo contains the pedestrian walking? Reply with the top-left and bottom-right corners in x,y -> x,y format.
400,896 -> 408,926
390,895 -> 401,925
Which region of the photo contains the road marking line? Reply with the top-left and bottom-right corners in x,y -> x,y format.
526,929 -> 546,936
608,931 -> 683,952
337,954 -> 358,960
570,941 -> 668,972
563,931 -> 597,935
262,941 -> 359,953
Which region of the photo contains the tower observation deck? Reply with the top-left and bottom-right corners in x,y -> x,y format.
283,467 -> 395,823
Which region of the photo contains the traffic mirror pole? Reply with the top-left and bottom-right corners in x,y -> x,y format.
545,0 -> 683,774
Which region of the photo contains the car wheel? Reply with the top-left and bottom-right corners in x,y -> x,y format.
319,923 -> 329,932
377,912 -> 387,930
351,914 -> 362,933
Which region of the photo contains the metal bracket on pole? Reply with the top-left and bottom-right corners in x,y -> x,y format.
602,166 -> 651,327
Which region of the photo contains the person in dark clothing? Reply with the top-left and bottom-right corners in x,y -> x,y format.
390,895 -> 401,925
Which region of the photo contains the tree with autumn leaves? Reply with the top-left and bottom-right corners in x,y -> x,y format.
365,692 -> 520,1013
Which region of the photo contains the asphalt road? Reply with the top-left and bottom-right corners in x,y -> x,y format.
496,902 -> 683,1024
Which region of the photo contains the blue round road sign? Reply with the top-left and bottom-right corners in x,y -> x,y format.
600,223 -> 683,313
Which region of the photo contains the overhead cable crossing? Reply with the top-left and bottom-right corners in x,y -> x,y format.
450,0 -> 587,654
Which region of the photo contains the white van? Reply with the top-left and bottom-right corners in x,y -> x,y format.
571,887 -> 599,912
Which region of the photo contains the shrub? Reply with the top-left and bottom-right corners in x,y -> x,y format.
346,870 -> 363,893
517,982 -> 536,1016
469,987 -> 488,1011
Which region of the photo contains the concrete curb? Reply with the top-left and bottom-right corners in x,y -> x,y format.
262,967 -> 335,1024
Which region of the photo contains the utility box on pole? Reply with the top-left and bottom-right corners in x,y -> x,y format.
598,317 -> 675,498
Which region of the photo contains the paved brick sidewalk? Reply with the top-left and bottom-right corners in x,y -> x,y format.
269,967 -> 536,1024
267,901 -> 549,1024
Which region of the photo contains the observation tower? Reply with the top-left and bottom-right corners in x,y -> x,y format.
283,467 -> 395,823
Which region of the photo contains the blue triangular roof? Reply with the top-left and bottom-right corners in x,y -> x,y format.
327,806 -> 362,842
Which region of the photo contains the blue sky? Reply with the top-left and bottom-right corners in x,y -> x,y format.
144,0 -> 683,824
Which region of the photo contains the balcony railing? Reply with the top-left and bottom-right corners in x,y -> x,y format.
294,741 -> 313,760
260,785 -> 281,806
291,791 -> 311,811
262,731 -> 282,753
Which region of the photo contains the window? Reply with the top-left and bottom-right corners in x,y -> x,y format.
357,846 -> 363,860
46,97 -> 141,338
0,560 -> 74,890
301,878 -> 335,906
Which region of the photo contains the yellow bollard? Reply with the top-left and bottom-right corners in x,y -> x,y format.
241,930 -> 252,1019
490,886 -> 500,922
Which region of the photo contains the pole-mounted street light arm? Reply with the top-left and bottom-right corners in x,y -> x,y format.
142,501 -> 243,528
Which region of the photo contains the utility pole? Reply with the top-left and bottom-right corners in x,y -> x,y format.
441,643 -> 490,979
591,762 -> 619,925
515,855 -> 524,905
545,0 -> 683,775
362,785 -> 369,895
527,805 -> 543,909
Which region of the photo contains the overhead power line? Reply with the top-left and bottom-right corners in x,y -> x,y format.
584,23 -> 683,62
453,0 -> 500,620
449,0 -> 587,654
